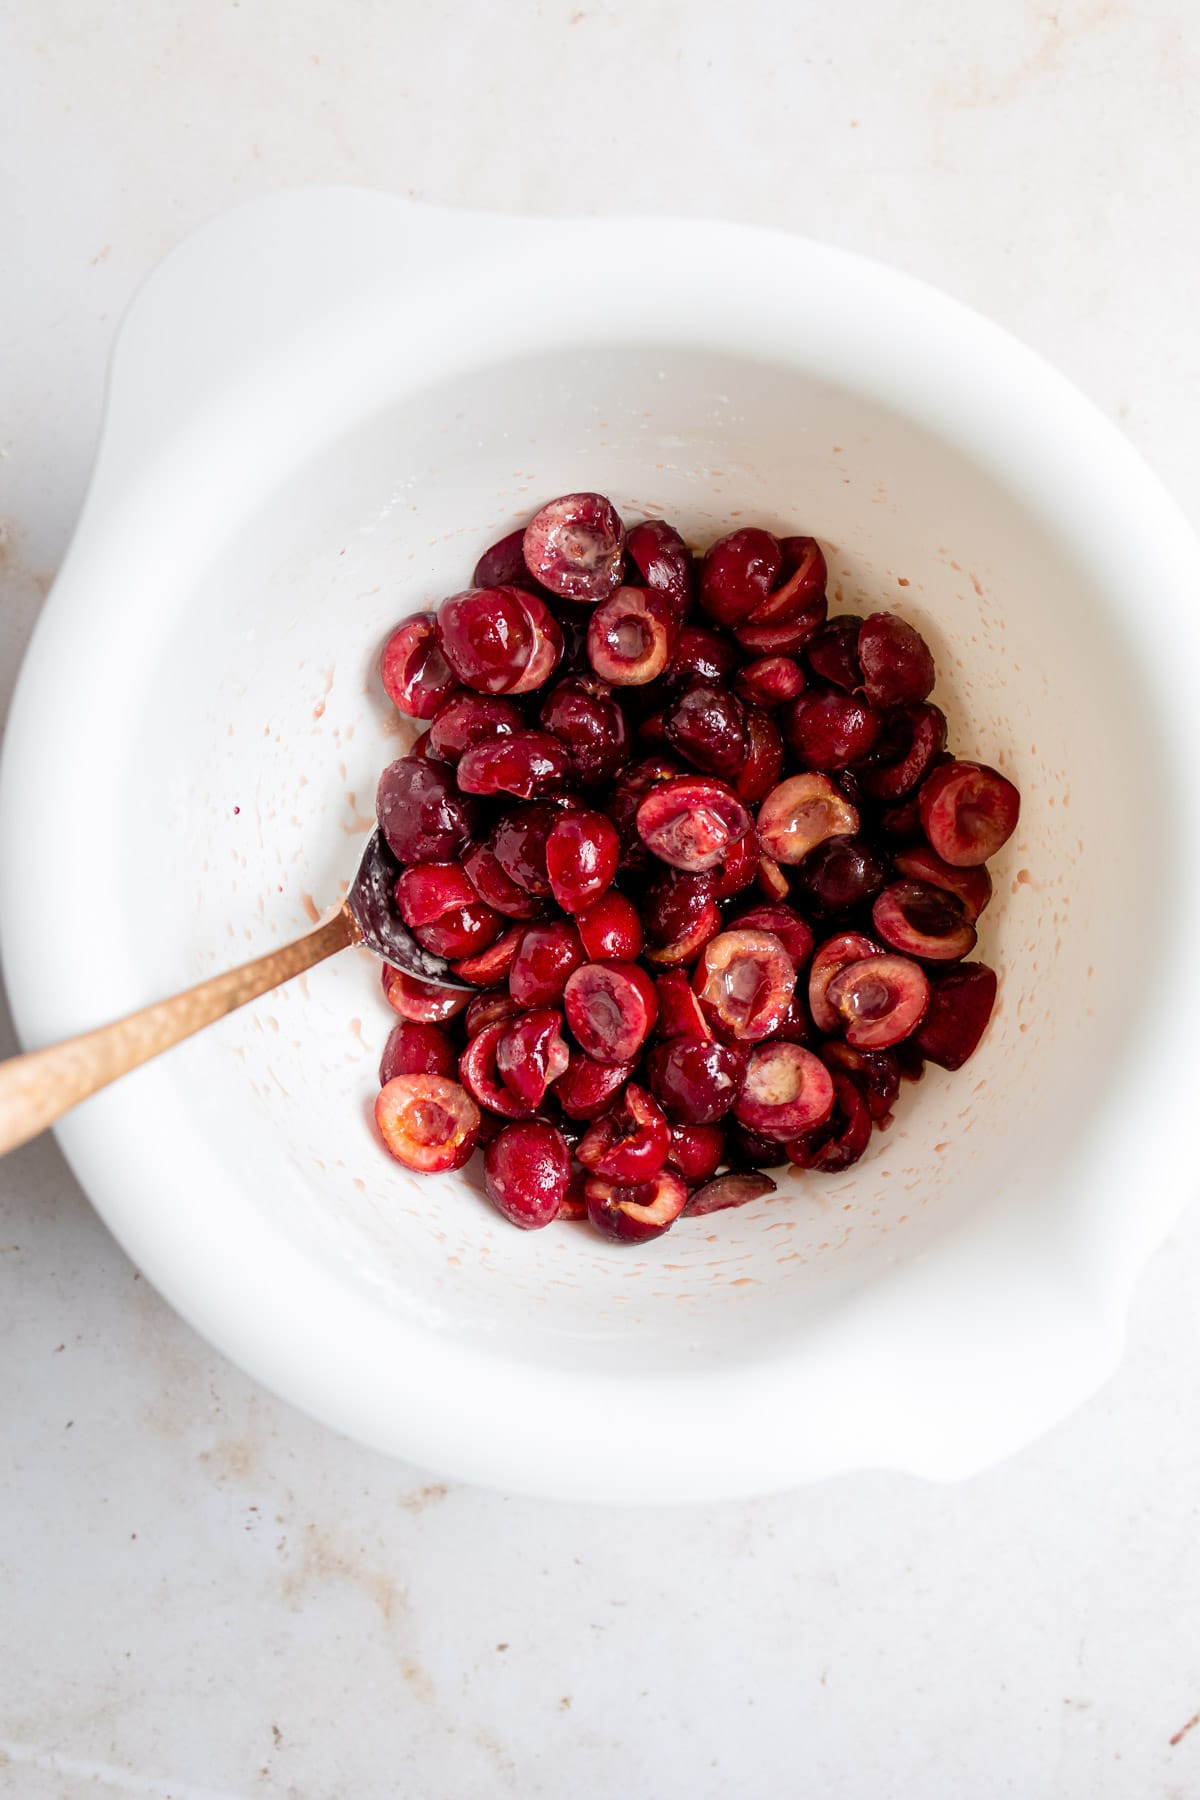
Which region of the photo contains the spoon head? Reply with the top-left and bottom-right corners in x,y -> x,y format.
346,831 -> 471,988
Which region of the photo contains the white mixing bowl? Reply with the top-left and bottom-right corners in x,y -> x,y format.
3,189 -> 1199,1502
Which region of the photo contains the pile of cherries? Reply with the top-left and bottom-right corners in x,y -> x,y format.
369,493 -> 1020,1243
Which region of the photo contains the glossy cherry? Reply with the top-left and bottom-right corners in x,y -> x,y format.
484,1122 -> 571,1228
508,920 -> 587,1007
576,1084 -> 670,1183
756,773 -> 858,865
376,756 -> 477,865
636,777 -> 752,872
585,1169 -> 689,1243
378,1021 -> 459,1084
538,676 -> 630,786
643,1037 -> 747,1124
575,891 -> 645,961
546,810 -> 620,913
858,612 -> 935,708
380,613 -> 459,720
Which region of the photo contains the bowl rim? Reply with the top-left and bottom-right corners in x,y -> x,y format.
4,187 -> 1200,1502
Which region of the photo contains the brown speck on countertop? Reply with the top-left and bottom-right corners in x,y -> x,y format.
1170,1711 -> 1199,1747
496,1642 -> 509,1652
559,1696 -> 572,1711
272,1725 -> 282,1748
300,892 -> 320,924
970,574 -> 984,596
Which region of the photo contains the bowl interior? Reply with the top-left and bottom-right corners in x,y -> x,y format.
114,341 -> 1152,1378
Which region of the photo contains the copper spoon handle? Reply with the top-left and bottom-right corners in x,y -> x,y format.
0,906 -> 357,1158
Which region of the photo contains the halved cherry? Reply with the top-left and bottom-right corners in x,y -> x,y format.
459,1022 -> 538,1118
546,810 -> 620,913
523,492 -> 625,602
636,776 -> 752,872
893,844 -> 992,922
785,690 -> 881,771
380,613 -> 459,719
495,1009 -> 570,1109
587,586 -> 678,684
576,1084 -> 670,1183
508,920 -> 587,1007
435,587 -> 536,695
733,1043 -> 835,1141
682,1171 -> 777,1216
787,1072 -> 872,1172
379,1021 -> 459,1084
712,832 -> 761,901
919,760 -> 1021,866
464,991 -> 522,1039
576,891 -> 644,961
858,612 -> 935,708
411,901 -> 500,961
727,905 -> 814,969
381,963 -> 471,1023
860,703 -> 948,802
538,676 -> 630,786
805,613 -> 864,691
625,518 -> 693,609
826,954 -> 930,1050
376,756 -> 477,864
585,1169 -> 688,1243
394,862 -> 479,929
563,961 -> 658,1063
756,773 -> 858,864
653,970 -> 714,1041
872,881 -> 978,962
734,654 -> 807,708
808,932 -> 886,1033
473,526 -> 537,592
643,1037 -> 747,1124
461,842 -> 548,921
666,1123 -> 726,1184
484,1121 -> 572,1229
733,709 -> 786,805
449,923 -> 525,987
662,682 -> 747,777
693,929 -> 797,1041
375,1075 -> 481,1172
790,834 -> 888,918
554,1051 -> 636,1120
699,528 -> 782,627
456,731 -> 569,798
914,963 -> 998,1069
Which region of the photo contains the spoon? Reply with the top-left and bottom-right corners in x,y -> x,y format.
0,831 -> 467,1159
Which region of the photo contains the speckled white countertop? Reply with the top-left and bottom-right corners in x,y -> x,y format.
4,3 -> 1200,1795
